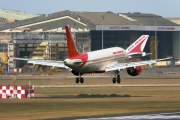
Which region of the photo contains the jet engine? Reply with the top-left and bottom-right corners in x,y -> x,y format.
71,70 -> 83,76
127,66 -> 142,76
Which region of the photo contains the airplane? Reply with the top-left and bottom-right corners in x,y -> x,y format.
14,25 -> 172,84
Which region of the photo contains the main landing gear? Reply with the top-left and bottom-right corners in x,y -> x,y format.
112,70 -> 121,84
74,71 -> 121,84
75,73 -> 84,83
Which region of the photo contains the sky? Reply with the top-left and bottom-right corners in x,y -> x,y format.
0,0 -> 179,17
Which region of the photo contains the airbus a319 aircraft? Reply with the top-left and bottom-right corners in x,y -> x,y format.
15,25 -> 172,84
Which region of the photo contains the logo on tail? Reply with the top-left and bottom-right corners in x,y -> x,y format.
126,35 -> 149,56
65,26 -> 80,58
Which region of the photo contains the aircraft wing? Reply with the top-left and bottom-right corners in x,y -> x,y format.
105,57 -> 173,72
14,58 -> 68,69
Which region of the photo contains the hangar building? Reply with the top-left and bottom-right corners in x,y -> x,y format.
0,10 -> 180,71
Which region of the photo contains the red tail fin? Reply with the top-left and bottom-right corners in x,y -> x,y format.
65,26 -> 80,58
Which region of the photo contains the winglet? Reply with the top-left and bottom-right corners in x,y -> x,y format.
65,26 -> 80,58
126,35 -> 149,56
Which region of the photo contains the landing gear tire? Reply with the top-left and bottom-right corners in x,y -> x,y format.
76,77 -> 79,83
76,77 -> 84,83
112,78 -> 116,84
112,70 -> 121,84
75,72 -> 84,84
80,77 -> 84,83
117,78 -> 121,84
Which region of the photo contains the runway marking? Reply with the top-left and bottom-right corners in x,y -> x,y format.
34,84 -> 180,88
77,111 -> 180,120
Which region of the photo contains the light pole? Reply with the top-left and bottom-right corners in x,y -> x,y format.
82,42 -> 85,53
101,14 -> 105,49
49,32 -> 51,60
154,15 -> 157,59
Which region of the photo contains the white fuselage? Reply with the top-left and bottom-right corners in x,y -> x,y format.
64,47 -> 129,73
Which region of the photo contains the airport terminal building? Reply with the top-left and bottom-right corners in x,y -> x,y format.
0,10 -> 180,71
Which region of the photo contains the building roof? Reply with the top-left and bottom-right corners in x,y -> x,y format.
0,10 -> 179,32
166,17 -> 180,25
123,12 -> 177,26
74,11 -> 178,26
0,8 -> 39,20
74,11 -> 139,25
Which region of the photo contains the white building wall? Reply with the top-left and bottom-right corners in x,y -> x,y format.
96,25 -> 180,31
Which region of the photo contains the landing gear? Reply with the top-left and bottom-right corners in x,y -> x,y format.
117,75 -> 121,83
112,78 -> 116,83
75,77 -> 84,83
76,73 -> 84,83
112,70 -> 121,84
80,77 -> 84,83
76,77 -> 79,83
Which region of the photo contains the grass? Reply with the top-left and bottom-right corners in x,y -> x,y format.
0,72 -> 180,119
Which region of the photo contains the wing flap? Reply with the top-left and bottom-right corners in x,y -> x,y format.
106,57 -> 173,72
14,58 -> 68,69
106,60 -> 156,72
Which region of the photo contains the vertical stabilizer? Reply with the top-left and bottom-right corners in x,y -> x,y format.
126,35 -> 149,55
65,26 -> 80,58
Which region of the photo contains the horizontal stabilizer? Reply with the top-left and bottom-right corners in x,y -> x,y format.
129,52 -> 152,58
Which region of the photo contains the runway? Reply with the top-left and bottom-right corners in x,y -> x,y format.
34,84 -> 180,88
76,111 -> 180,120
1,73 -> 180,120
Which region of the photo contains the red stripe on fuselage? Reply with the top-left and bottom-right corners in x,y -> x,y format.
88,56 -> 125,65
70,53 -> 125,68
86,70 -> 106,74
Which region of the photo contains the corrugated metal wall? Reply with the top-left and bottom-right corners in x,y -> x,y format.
173,32 -> 180,60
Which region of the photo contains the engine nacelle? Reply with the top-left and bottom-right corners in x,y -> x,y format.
127,66 -> 142,76
71,70 -> 83,76
64,59 -> 82,67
